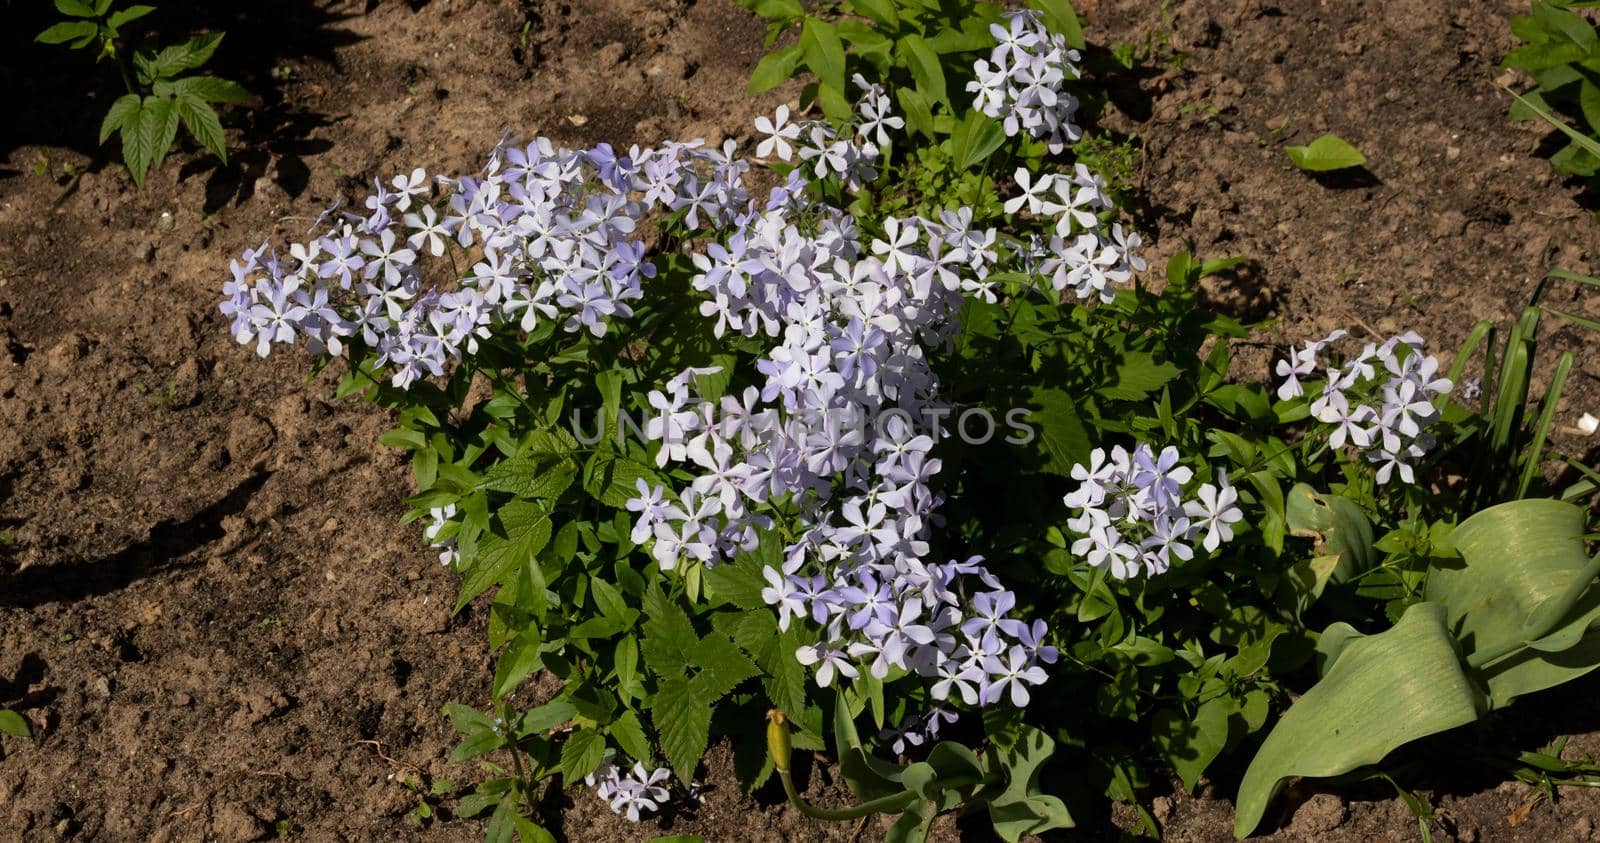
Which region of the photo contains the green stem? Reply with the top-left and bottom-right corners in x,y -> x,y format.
778,770 -> 918,821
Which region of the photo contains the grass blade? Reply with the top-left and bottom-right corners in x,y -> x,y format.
1517,350 -> 1574,499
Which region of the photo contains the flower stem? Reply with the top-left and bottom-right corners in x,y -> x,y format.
777,768 -> 918,821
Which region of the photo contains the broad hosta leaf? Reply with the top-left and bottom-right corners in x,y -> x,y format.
1426,498 -> 1600,707
1234,602 -> 1480,838
1285,484 -> 1375,582
654,677 -> 711,784
1284,134 -> 1366,172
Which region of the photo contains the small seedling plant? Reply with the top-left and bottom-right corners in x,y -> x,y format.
36,0 -> 250,187
219,0 -> 1600,839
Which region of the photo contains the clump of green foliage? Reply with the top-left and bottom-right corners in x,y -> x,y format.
1504,0 -> 1600,180
35,0 -> 250,187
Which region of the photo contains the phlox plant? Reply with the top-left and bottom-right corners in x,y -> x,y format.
219,0 -> 1600,839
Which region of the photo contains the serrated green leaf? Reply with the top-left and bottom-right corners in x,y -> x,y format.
559,729 -> 607,783
171,75 -> 251,104
641,588 -> 699,676
608,709 -> 652,762
582,450 -> 652,507
175,94 -> 227,162
99,93 -> 141,145
483,453 -> 576,500
1098,351 -> 1181,400
1234,602 -> 1480,838
1026,386 -> 1091,476
1285,133 -> 1366,172
688,633 -> 759,702
456,499 -> 552,610
653,677 -> 710,785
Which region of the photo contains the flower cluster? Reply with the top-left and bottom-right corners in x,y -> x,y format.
1275,331 -> 1453,485
1008,165 -> 1144,303
968,10 -> 1083,154
752,72 -> 897,189
583,752 -> 674,822
220,136 -> 756,386
1062,444 -> 1243,579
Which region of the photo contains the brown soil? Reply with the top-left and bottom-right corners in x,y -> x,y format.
2,0 -> 1599,841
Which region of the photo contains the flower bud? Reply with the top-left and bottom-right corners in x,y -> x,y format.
766,709 -> 792,773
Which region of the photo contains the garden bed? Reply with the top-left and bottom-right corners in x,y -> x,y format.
1,0 -> 1598,840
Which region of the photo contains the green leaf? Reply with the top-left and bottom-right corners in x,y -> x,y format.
1026,386 -> 1091,476
107,4 -> 156,30
492,628 -> 544,699
175,95 -> 227,161
800,18 -> 847,96
688,633 -> 759,702
897,87 -> 935,139
1027,0 -> 1085,50
749,44 -> 803,94
99,93 -> 141,145
1234,602 -> 1481,838
559,729 -> 607,783
170,75 -> 251,104
158,32 -> 226,79
518,699 -> 578,735
608,709 -> 652,762
483,453 -> 576,500
1284,133 -> 1367,172
949,110 -> 1006,169
0,709 -> 30,738
1285,484 -> 1376,582
898,34 -> 947,107
654,677 -> 711,784
515,818 -> 558,843
985,726 -> 1075,841
1099,352 -> 1181,401
54,0 -> 96,17
1427,498 -> 1600,707
582,450 -> 652,507
1154,698 -> 1230,792
35,21 -> 98,45
641,589 -> 700,676
455,499 -> 552,610
849,0 -> 898,26
123,95 -> 178,188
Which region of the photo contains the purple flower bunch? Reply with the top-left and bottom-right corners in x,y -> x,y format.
584,751 -> 674,822
1008,164 -> 1144,303
1275,331 -> 1453,485
967,10 -> 1084,154
1062,444 -> 1244,579
219,136 -> 758,387
753,74 -> 895,190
